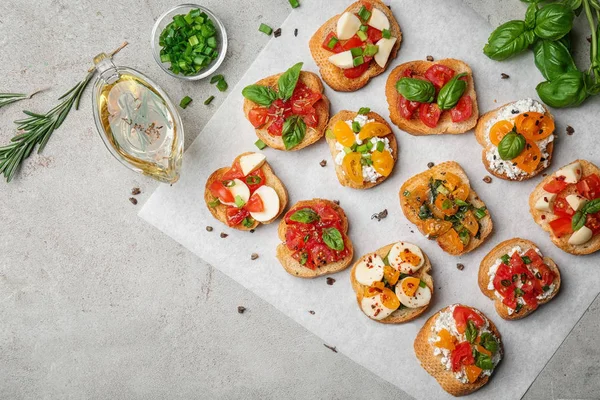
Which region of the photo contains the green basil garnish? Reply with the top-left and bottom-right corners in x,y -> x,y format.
483,20 -> 535,61
290,208 -> 319,223
437,73 -> 467,110
500,254 -> 510,264
281,115 -> 306,150
536,70 -> 588,108
465,320 -> 478,344
357,107 -> 370,115
521,256 -> 532,264
498,131 -> 526,160
322,227 -> 344,251
534,3 -> 574,41
299,252 -> 308,265
395,77 -> 436,103
533,39 -> 577,82
479,332 -> 499,354
241,84 -> 278,107
583,198 -> 600,214
475,352 -> 494,370
418,204 -> 432,220
277,62 -> 303,102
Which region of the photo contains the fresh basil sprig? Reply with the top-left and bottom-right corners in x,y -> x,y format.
396,77 -> 435,103
241,85 -> 278,107
534,3 -> 575,40
498,131 -> 526,160
475,352 -> 494,370
281,115 -> 306,150
437,73 -> 467,110
483,20 -> 535,61
278,62 -> 303,102
322,227 -> 344,251
537,70 -> 588,108
479,332 -> 499,353
572,198 -> 600,230
241,62 -> 303,106
533,39 -> 578,81
465,320 -> 478,344
290,208 -> 319,223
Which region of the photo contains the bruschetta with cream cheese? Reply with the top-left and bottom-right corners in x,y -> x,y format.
276,199 -> 354,278
308,0 -> 401,92
529,159 -> 600,255
325,108 -> 397,189
350,241 -> 433,323
475,99 -> 555,181
204,152 -> 288,230
414,304 -> 503,396
242,62 -> 330,151
386,59 -> 479,135
479,238 -> 561,320
399,161 -> 493,255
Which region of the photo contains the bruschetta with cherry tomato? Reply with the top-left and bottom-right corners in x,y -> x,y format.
530,159 -> 600,255
479,238 -> 561,320
475,99 -> 555,181
325,108 -> 397,189
399,162 -> 493,255
386,59 -> 479,135
205,152 -> 288,230
350,241 -> 433,323
242,62 -> 330,151
414,304 -> 503,396
276,199 -> 354,278
308,0 -> 401,92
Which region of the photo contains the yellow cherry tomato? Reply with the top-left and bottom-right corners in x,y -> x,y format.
515,112 -> 554,141
434,193 -> 458,216
437,228 -> 465,255
462,210 -> 479,236
489,120 -> 514,146
358,121 -> 391,141
513,140 -> 541,174
342,152 -> 364,184
452,183 -> 470,201
380,287 -> 400,310
383,265 -> 400,286
333,120 -> 355,147
401,276 -> 421,297
371,150 -> 394,177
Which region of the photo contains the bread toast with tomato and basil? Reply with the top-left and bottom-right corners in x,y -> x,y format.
242,66 -> 330,151
399,161 -> 493,255
325,109 -> 398,189
308,0 -> 401,92
276,199 -> 354,278
475,100 -> 555,181
386,59 -> 479,135
529,159 -> 600,255
479,238 -> 561,320
205,152 -> 288,231
350,241 -> 433,324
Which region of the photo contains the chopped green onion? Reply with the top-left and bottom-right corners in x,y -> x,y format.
242,217 -> 254,228
188,35 -> 199,46
357,107 -> 370,115
356,30 -> 368,41
255,139 -> 267,150
327,36 -> 339,49
325,129 -> 335,139
419,280 -> 426,288
259,23 -> 273,35
357,6 -> 371,21
353,56 -> 364,67
436,185 -> 450,195
210,74 -> 224,84
350,47 -> 363,57
382,29 -> 391,39
179,96 -> 193,109
501,254 -> 510,264
343,146 -> 353,154
216,79 -> 228,92
160,54 -> 171,63
207,36 -> 217,48
376,141 -> 385,152
204,95 -> 215,105
364,44 -> 379,57
359,24 -> 368,32
356,144 -> 369,153
403,190 -> 411,197
288,0 -> 300,8
352,121 -> 361,132
474,207 -> 487,219
522,256 -> 532,264
454,199 -> 468,206
208,198 -> 220,207
235,195 -> 246,208
366,141 -> 373,151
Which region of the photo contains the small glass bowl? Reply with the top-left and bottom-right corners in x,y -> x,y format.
151,4 -> 228,81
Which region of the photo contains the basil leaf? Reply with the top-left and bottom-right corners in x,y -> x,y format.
475,352 -> 494,370
418,204 -> 432,220
479,332 -> 499,354
396,77 -> 435,103
534,3 -> 574,40
533,40 -> 577,81
536,70 -> 588,108
278,62 -> 303,102
483,20 -> 535,61
584,198 -> 600,214
564,0 -> 583,11
322,227 -> 344,251
572,210 -> 586,231
357,107 -> 370,115
241,84 -> 278,107
281,115 -> 307,150
498,132 -> 526,160
290,208 -> 319,223
524,2 -> 537,29
437,73 -> 467,110
465,320 -> 478,343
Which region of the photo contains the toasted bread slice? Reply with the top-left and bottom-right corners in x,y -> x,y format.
325,110 -> 398,189
276,199 -> 353,278
475,101 -> 554,181
399,161 -> 493,255
386,59 -> 479,135
308,0 -> 402,92
478,238 -> 561,320
349,242 -> 433,324
414,304 -> 503,396
204,152 -> 288,231
529,159 -> 600,255
242,71 -> 330,151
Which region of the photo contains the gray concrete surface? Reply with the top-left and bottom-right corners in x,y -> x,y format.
0,1 -> 598,399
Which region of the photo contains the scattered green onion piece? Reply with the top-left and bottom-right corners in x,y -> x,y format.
474,207 -> 487,219
356,144 -> 368,153
188,35 -> 199,46
376,141 -> 385,152
454,199 -> 468,206
382,29 -> 391,39
419,280 -> 427,288
204,95 -> 215,105
216,78 -> 228,92
210,74 -> 224,84
364,44 -> 379,57
351,47 -> 363,57
327,37 -> 339,49
356,30 -> 368,41
352,121 -> 361,133
353,56 -> 364,67
366,141 -> 374,151
255,139 -> 267,150
259,23 -> 273,35
235,195 -> 246,208
207,36 -> 217,48
288,0 -> 300,8
325,129 -> 335,139
179,96 -> 193,109
343,146 -> 353,154
357,6 -> 371,21
359,24 -> 368,32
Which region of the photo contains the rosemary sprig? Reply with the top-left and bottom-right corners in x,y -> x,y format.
0,90 -> 44,110
0,42 -> 128,183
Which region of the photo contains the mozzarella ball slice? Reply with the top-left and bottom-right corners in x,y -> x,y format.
239,153 -> 266,176
336,12 -> 361,40
566,194 -> 588,212
354,253 -> 385,286
249,186 -> 280,222
534,190 -> 557,212
395,278 -> 432,308
328,50 -> 354,69
360,294 -> 396,320
387,242 -> 424,274
221,179 -> 250,207
374,37 -> 396,68
367,8 -> 390,31
568,226 -> 593,245
556,161 -> 582,184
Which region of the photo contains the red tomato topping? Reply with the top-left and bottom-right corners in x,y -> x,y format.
576,173 -> 600,200
221,161 -> 244,181
321,32 -> 344,53
451,342 -> 475,372
225,207 -> 249,227
366,26 -> 382,43
361,1 -> 373,11
549,216 -> 573,237
342,35 -> 364,51
453,306 -> 485,334
245,193 -> 264,213
209,181 -> 234,203
248,107 -> 269,128
424,64 -> 456,89
398,94 -> 420,119
450,95 -> 473,122
244,169 -> 265,194
553,194 -> 575,217
343,58 -> 372,79
419,102 -> 442,128
290,82 -> 322,116
586,212 -> 600,235
543,177 -> 568,194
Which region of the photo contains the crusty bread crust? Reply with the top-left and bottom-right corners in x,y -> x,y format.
399,161 -> 493,255
385,59 -> 479,136
529,159 -> 600,255
204,152 -> 288,231
325,110 -> 398,189
475,101 -> 554,181
349,242 -> 433,323
276,199 -> 353,278
478,238 -> 561,320
242,71 -> 330,151
308,0 -> 402,92
414,304 -> 503,396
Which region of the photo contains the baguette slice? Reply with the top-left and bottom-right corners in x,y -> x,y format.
242,71 -> 330,151
349,242 -> 433,323
399,161 -> 493,255
529,159 -> 600,255
386,59 -> 479,135
325,110 -> 398,189
204,152 -> 288,231
475,101 -> 554,181
414,304 -> 503,396
308,0 -> 402,92
478,238 -> 561,320
277,199 -> 353,278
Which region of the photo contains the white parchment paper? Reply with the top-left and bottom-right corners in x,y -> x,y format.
140,1 -> 600,398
